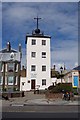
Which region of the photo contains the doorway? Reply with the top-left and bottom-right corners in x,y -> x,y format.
31,80 -> 35,89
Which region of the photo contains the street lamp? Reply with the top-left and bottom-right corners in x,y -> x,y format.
60,66 -> 63,83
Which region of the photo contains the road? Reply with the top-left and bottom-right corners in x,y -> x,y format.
1,92 -> 80,119
1,105 -> 80,118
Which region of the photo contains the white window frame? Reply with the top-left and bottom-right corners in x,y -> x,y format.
31,52 -> 36,58
42,40 -> 46,45
31,65 -> 36,71
5,76 -> 7,85
42,79 -> 46,85
15,76 -> 18,85
15,64 -> 18,72
42,52 -> 46,58
32,39 -> 36,45
0,76 -> 3,85
42,66 -> 46,71
6,64 -> 7,72
1,64 -> 3,72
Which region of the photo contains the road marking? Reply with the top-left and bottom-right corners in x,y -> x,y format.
10,104 -> 24,107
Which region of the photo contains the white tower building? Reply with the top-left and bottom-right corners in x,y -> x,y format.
25,17 -> 51,90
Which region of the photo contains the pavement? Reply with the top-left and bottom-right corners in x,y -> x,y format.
1,91 -> 79,106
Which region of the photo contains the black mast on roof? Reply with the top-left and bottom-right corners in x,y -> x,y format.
34,16 -> 41,30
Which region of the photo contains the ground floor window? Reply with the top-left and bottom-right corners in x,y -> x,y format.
8,76 -> 14,85
42,79 -> 46,85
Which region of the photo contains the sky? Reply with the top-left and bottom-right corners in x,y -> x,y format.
2,0 -> 79,2
1,1 -> 79,70
0,2 -> 2,50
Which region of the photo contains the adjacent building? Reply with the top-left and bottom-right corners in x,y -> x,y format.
20,66 -> 27,91
72,66 -> 80,88
25,17 -> 51,90
0,42 -> 22,92
63,66 -> 80,88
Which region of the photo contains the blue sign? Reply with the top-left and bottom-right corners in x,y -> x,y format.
73,76 -> 78,87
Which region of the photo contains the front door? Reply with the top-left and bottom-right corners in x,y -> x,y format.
31,80 -> 35,89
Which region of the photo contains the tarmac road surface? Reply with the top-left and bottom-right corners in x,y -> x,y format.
2,105 -> 80,119
1,92 -> 80,119
2,104 -> 79,113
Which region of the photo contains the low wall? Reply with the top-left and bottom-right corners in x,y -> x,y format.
45,92 -> 63,99
0,91 -> 24,98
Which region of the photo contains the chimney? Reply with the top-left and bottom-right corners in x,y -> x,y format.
22,65 -> 24,70
64,64 -> 66,70
7,42 -> 11,51
19,44 -> 21,52
19,44 -> 22,59
53,65 -> 56,70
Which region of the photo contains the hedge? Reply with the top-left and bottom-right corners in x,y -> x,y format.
48,83 -> 72,93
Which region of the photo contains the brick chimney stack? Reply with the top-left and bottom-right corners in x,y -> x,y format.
7,42 -> 11,51
19,44 -> 22,59
53,65 -> 56,70
19,44 -> 21,52
22,65 -> 25,70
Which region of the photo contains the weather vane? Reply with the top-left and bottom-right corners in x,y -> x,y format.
34,16 -> 41,30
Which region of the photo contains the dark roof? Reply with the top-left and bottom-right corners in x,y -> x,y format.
0,60 -> 20,63
73,65 -> 80,70
0,48 -> 17,53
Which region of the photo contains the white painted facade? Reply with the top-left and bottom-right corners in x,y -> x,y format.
51,78 -> 65,86
20,77 -> 30,91
63,72 -> 72,83
26,36 -> 51,90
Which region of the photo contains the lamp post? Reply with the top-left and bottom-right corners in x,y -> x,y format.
60,66 -> 63,83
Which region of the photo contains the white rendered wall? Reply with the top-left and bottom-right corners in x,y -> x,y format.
26,37 -> 51,90
20,77 -> 30,91
51,78 -> 65,85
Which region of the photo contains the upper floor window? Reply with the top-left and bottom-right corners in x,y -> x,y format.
42,40 -> 46,45
8,63 -> 14,72
42,52 -> 46,58
32,39 -> 36,45
31,52 -> 36,58
31,65 -> 36,71
42,66 -> 46,71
